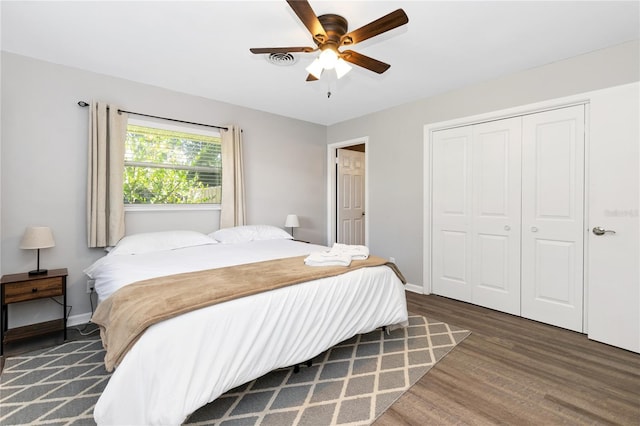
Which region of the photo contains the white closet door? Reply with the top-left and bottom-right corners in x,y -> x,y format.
521,105 -> 585,332
432,126 -> 473,302
471,118 -> 522,315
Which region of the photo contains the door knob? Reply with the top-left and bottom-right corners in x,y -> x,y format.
592,226 -> 616,236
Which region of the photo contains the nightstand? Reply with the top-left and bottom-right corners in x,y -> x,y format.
1,268 -> 67,355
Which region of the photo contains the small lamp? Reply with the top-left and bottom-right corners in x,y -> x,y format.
284,214 -> 300,239
20,226 -> 55,275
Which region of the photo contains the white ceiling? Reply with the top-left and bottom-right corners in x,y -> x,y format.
2,1 -> 638,125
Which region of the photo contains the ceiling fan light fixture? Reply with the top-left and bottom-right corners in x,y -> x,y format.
308,48 -> 351,80
335,58 -> 352,79
306,58 -> 324,79
318,48 -> 339,69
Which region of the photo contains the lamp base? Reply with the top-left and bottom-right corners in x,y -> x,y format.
28,269 -> 48,276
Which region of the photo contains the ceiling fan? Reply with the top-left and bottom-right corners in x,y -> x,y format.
250,0 -> 409,81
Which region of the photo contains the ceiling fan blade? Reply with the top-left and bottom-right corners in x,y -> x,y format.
341,50 -> 390,74
306,73 -> 319,82
286,0 -> 328,44
340,9 -> 408,46
250,47 -> 315,54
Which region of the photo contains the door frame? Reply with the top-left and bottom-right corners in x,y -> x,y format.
424,96 -> 591,331
327,137 -> 369,247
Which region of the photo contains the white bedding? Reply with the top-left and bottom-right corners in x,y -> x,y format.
86,238 -> 408,425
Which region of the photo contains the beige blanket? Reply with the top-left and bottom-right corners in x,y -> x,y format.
92,255 -> 405,371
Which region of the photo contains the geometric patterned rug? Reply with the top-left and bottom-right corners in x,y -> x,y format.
0,338 -> 108,425
0,315 -> 469,425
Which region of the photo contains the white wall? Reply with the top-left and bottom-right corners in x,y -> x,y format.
327,40 -> 639,287
1,52 -> 327,326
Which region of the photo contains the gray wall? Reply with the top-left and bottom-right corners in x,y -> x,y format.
1,52 -> 326,326
327,40 -> 640,287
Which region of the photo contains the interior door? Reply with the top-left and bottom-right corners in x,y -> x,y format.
587,84 -> 639,353
521,105 -> 585,332
471,118 -> 522,315
337,148 -> 365,244
431,126 -> 473,302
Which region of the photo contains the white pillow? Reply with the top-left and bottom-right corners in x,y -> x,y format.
211,225 -> 292,244
109,230 -> 217,255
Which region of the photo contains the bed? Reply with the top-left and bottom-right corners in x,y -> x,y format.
84,226 -> 409,425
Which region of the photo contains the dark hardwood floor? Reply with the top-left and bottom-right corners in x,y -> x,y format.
376,292 -> 640,425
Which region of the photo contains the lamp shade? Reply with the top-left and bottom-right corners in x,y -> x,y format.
334,58 -> 352,79
305,58 -> 324,79
20,226 -> 55,249
284,214 -> 300,228
318,48 -> 338,69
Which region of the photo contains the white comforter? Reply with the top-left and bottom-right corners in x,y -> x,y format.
86,239 -> 408,425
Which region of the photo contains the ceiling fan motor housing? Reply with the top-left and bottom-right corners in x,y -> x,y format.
316,14 -> 349,48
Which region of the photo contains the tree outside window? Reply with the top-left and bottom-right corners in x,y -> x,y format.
124,122 -> 222,204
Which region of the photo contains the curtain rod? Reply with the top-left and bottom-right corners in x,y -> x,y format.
77,101 -> 228,131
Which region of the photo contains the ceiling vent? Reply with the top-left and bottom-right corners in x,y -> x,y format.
267,52 -> 297,66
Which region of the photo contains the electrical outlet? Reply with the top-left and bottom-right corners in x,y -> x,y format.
86,279 -> 95,294
389,257 -> 396,263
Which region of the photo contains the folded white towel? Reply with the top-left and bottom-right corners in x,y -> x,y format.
304,251 -> 352,267
329,243 -> 370,260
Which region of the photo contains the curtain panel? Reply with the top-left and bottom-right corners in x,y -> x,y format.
87,101 -> 128,247
220,125 -> 246,228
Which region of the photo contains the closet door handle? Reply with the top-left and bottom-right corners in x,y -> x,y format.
504,225 -> 511,231
531,226 -> 538,233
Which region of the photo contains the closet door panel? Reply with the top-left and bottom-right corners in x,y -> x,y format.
432,126 -> 473,302
471,118 -> 522,315
521,105 -> 585,332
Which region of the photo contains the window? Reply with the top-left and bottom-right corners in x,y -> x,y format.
124,119 -> 222,207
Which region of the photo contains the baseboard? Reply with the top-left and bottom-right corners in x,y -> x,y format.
405,283 -> 423,294
68,312 -> 92,327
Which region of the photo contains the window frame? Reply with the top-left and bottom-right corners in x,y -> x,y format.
123,118 -> 222,212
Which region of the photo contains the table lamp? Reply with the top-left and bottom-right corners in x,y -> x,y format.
284,214 -> 300,238
20,226 -> 55,275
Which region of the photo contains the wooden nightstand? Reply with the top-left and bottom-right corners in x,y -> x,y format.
1,268 -> 67,355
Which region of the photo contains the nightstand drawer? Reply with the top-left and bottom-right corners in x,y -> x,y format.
3,277 -> 64,303
1,268 -> 68,355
